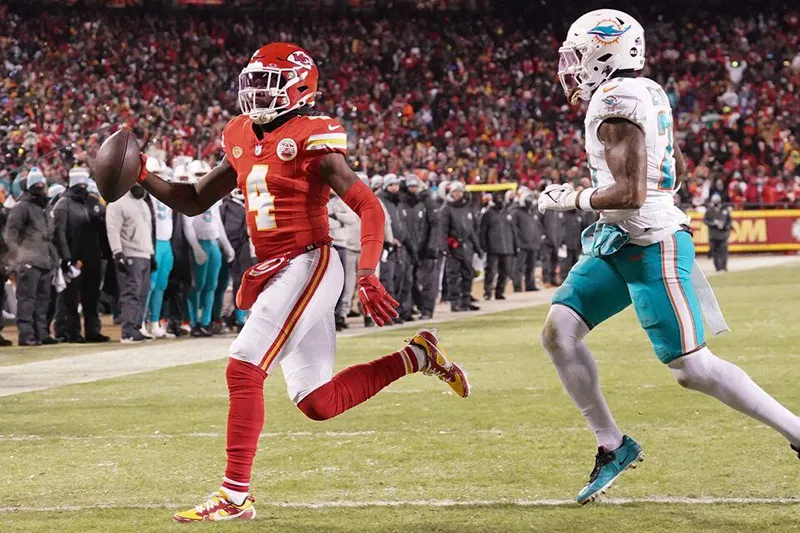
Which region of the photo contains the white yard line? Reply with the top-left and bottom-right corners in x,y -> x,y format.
1,255 -> 797,398
1,496 -> 798,513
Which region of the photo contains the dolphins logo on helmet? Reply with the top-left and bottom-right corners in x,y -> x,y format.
587,20 -> 631,45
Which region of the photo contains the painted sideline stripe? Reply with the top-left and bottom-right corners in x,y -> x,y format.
1,497 -> 798,513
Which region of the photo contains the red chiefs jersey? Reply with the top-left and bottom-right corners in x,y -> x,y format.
222,114 -> 347,260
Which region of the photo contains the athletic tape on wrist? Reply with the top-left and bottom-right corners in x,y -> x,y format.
578,187 -> 597,211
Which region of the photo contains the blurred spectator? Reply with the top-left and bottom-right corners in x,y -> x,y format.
53,168 -> 110,343
328,188 -> 360,331
480,192 -> 516,301
0,198 -> 10,346
511,192 -> 541,292
219,189 -> 255,331
437,182 -> 481,312
106,183 -> 155,343
3,168 -> 58,346
377,175 -> 411,321
704,194 -> 733,272
404,175 -> 440,320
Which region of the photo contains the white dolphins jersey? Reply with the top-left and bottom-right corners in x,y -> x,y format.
585,76 -> 689,245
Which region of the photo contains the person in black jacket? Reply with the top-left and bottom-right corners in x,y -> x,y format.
3,168 -> 58,346
377,174 -> 411,322
559,210 -> 585,280
479,192 -> 517,300
52,168 -> 110,343
704,194 -> 732,272
403,176 -> 440,320
437,182 -> 481,312
218,189 -> 255,330
0,199 -> 10,346
511,193 -> 541,292
539,208 -> 564,287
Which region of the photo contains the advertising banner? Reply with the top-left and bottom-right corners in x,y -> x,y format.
688,210 -> 800,253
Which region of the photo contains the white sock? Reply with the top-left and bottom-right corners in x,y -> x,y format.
669,347 -> 800,446
541,305 -> 624,451
408,345 -> 427,371
220,486 -> 248,506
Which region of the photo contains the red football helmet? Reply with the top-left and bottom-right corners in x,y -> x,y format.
238,42 -> 320,124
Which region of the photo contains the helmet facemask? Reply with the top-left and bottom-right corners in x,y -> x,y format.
238,66 -> 317,125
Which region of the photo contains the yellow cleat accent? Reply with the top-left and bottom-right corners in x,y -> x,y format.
173,490 -> 256,522
409,328 -> 470,398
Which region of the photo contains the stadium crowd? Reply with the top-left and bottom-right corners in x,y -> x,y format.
2,2 -> 800,346
2,4 -> 800,206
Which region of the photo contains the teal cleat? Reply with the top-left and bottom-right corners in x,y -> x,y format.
576,435 -> 643,505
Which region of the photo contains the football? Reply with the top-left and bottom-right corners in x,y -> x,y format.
92,128 -> 142,203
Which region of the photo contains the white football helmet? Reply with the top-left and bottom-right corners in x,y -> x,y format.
173,164 -> 191,184
188,160 -> 211,183
146,158 -> 172,181
558,9 -> 645,104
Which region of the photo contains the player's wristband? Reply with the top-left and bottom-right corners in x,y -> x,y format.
577,187 -> 597,211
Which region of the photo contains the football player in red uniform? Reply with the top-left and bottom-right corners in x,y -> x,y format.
136,43 -> 470,522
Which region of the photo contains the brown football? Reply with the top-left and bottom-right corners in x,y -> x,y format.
92,129 -> 142,202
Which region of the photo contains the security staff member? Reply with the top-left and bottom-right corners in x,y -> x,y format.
704,194 -> 732,272
480,192 -> 517,301
539,208 -> 564,287
560,210 -> 585,280
219,188 -> 255,330
0,197 -> 10,346
3,168 -> 58,346
511,193 -> 541,292
53,167 -> 110,343
404,175 -> 440,320
377,174 -> 411,322
437,182 -> 481,312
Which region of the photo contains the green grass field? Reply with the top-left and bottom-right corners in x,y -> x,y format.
2,266 -> 799,532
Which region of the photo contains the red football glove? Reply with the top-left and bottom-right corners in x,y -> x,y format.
357,274 -> 399,327
137,153 -> 148,183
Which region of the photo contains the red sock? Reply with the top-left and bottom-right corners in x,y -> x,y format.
297,347 -> 419,421
222,358 -> 267,495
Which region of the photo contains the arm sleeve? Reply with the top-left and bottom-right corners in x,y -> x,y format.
104,203 -> 124,256
341,180 -> 384,272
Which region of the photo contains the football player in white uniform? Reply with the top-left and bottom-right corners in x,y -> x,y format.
538,9 -> 800,504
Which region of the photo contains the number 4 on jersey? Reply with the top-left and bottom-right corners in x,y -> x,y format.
246,165 -> 277,231
657,111 -> 676,191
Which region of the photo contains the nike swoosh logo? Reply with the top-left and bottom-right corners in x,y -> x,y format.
602,85 -> 618,93
618,452 -> 632,466
328,124 -> 342,131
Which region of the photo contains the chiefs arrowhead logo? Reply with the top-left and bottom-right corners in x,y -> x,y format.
232,146 -> 243,159
277,138 -> 298,161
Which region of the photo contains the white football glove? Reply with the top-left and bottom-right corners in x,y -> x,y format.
538,183 -> 578,214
